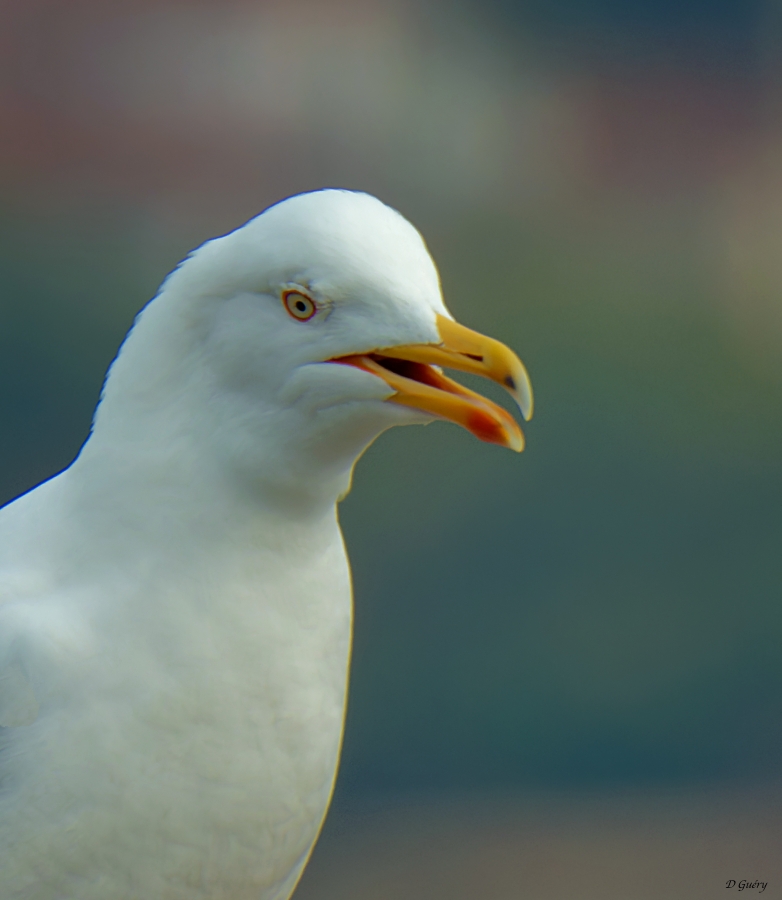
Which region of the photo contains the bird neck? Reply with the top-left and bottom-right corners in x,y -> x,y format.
82,286 -> 386,520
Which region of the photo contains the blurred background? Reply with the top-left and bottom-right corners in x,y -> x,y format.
1,0 -> 781,896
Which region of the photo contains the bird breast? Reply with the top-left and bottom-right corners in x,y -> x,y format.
0,498 -> 353,900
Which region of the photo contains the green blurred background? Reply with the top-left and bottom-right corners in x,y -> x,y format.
1,1 -> 781,896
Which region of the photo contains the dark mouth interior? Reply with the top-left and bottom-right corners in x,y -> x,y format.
370,355 -> 444,389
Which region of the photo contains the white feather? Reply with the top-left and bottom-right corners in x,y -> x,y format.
0,190 -> 447,899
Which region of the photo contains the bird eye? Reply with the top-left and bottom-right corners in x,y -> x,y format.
282,290 -> 317,321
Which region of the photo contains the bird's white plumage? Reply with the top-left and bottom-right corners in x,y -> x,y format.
0,191 -> 449,899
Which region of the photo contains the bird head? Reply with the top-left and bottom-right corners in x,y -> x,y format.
93,190 -> 532,506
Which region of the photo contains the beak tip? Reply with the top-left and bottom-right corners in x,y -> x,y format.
514,386 -> 534,422
518,378 -> 534,423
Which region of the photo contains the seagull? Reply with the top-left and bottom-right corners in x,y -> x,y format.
0,189 -> 532,899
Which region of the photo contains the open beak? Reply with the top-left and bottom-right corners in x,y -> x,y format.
331,313 -> 533,452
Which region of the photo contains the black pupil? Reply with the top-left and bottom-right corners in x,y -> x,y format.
295,300 -> 307,312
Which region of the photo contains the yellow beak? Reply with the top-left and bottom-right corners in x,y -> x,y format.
332,313 -> 533,452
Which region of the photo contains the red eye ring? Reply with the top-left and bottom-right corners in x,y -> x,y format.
282,289 -> 317,321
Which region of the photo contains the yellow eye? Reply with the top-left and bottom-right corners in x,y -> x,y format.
282,290 -> 317,321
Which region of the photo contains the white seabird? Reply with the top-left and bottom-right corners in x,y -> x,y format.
0,189 -> 533,900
